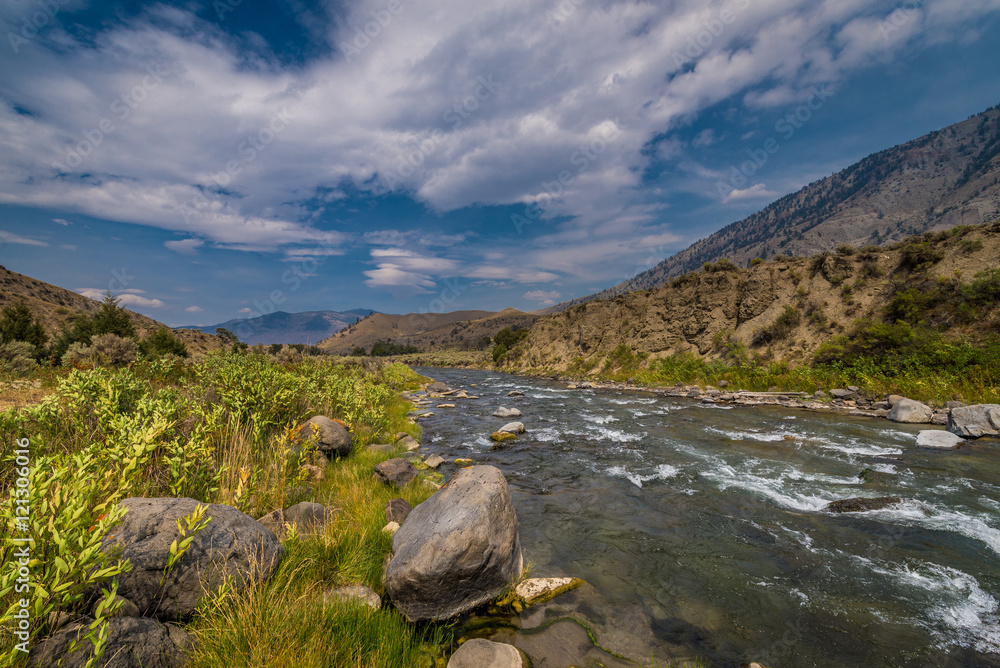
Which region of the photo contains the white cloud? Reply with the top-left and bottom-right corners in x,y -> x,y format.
184,305 -> 203,312
0,231 -> 47,246
0,0 -> 996,276
52,218 -> 71,225
60,244 -> 76,250
722,183 -> 779,202
76,288 -> 163,308
523,290 -> 561,305
237,307 -> 253,314
164,238 -> 205,255
691,129 -> 718,148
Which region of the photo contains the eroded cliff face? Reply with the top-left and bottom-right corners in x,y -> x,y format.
506,224 -> 1000,374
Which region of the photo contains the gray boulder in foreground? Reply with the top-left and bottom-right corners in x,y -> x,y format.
447,638 -> 524,668
947,404 -> 1000,438
916,430 -> 963,449
296,416 -> 352,458
386,465 -> 523,621
374,458 -> 418,487
887,398 -> 933,424
498,421 -> 526,434
103,497 -> 284,621
30,616 -> 192,668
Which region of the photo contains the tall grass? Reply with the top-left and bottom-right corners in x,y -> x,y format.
0,352 -> 442,666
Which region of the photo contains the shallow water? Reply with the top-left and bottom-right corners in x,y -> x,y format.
412,368 -> 1000,668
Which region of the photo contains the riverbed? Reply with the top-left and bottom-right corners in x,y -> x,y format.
410,367 -> 1000,668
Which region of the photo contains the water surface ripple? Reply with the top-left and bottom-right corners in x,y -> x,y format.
412,367 -> 1000,667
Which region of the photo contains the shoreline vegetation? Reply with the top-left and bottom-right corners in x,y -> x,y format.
0,351 -> 462,667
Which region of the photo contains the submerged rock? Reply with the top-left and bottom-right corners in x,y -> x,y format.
508,390 -> 525,397
887,398 -> 933,424
916,430 -> 962,449
826,497 -> 902,513
513,577 -> 585,608
448,639 -> 524,668
947,404 -> 1000,438
385,465 -> 523,621
490,431 -> 518,444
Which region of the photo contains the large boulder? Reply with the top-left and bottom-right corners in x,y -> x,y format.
30,615 -> 192,668
385,465 -> 523,621
493,407 -> 522,418
426,381 -> 450,393
374,458 -> 418,487
947,404 -> 1000,438
916,430 -> 963,449
296,416 -> 352,458
102,497 -> 284,621
447,638 -> 524,668
887,398 -> 933,424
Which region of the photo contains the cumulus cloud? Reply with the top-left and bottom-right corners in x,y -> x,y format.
184,305 -> 203,312
52,218 -> 71,225
77,288 -> 164,308
722,183 -> 779,202
0,0 -> 997,283
523,290 -> 561,305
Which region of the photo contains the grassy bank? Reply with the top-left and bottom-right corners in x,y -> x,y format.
0,352 -> 447,667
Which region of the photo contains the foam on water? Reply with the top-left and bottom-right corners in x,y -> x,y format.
606,463 -> 680,488
532,427 -> 562,443
869,500 -> 1000,557
582,413 -> 619,424
607,397 -> 657,405
589,426 -> 645,443
706,426 -> 792,442
699,458 -> 842,512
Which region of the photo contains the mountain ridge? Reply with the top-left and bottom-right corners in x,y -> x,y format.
179,309 -> 374,345
549,102 -> 1000,312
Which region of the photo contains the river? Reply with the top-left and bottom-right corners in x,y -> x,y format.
409,367 -> 1000,667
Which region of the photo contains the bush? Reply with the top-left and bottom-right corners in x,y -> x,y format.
275,345 -> 303,365
750,258 -> 764,266
492,343 -> 507,363
0,340 -> 37,376
370,340 -> 419,356
91,333 -> 138,367
140,328 -> 189,358
62,341 -> 94,367
752,306 -> 801,346
493,327 -> 529,349
899,241 -> 943,271
704,258 -> 739,272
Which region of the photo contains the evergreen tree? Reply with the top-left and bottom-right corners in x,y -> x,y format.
139,327 -> 189,358
0,300 -> 48,352
91,292 -> 136,338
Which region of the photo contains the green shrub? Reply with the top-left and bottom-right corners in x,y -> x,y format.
750,258 -> 764,266
491,343 -> 507,363
91,333 -> 138,367
0,341 -> 37,377
140,328 -> 189,358
0,301 -> 47,352
752,306 -> 801,346
899,241 -> 943,271
836,244 -> 856,256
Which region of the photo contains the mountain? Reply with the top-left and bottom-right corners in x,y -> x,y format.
180,309 -> 373,345
319,308 -> 539,354
0,266 -> 221,354
551,102 -> 1000,312
504,222 -> 1000,373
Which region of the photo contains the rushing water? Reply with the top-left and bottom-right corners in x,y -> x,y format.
410,368 -> 1000,668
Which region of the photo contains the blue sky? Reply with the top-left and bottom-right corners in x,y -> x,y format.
1,0 -> 999,326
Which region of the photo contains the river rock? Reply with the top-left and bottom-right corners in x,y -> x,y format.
385,465 -> 523,621
437,403 -> 456,408
513,577 -> 584,607
425,454 -> 445,468
887,394 -> 904,407
397,435 -> 420,451
916,430 -> 963,449
814,390 -> 828,399
385,498 -> 412,524
830,388 -> 857,399
508,390 -> 525,397
102,497 -> 283,621
930,411 -> 949,425
448,639 -> 523,668
368,443 -> 395,454
499,421 -> 526,434
374,458 -> 418,487
887,398 -> 933,423
717,380 -> 730,388
426,381 -> 450,392
30,616 -> 192,668
944,400 -> 967,410
295,416 -> 352,458
300,464 -> 325,482
567,383 -> 578,389
257,502 -> 331,536
858,468 -> 895,484
325,585 -> 381,610
947,404 -> 1000,438
493,407 -> 522,418
827,497 -> 902,513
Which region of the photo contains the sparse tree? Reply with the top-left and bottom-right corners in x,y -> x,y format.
0,300 -> 48,354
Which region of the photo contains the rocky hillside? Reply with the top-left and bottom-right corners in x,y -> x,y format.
0,266 -> 221,354
505,222 -> 1000,374
553,103 -> 1000,311
320,308 -> 539,354
181,309 -> 372,345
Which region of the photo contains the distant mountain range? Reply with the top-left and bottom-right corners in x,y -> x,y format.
319,308 -> 539,354
180,309 -> 374,345
550,102 -> 1000,312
